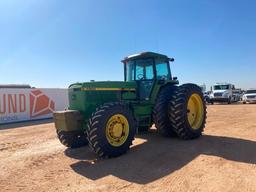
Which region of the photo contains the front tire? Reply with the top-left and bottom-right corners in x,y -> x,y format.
168,84 -> 206,139
87,102 -> 136,158
228,97 -> 231,104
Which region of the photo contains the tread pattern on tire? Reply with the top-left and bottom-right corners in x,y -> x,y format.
57,130 -> 88,148
86,102 -> 136,158
153,84 -> 177,137
168,83 -> 207,139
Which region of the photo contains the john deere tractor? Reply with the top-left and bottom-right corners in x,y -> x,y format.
54,52 -> 206,158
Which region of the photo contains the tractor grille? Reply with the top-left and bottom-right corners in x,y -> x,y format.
214,92 -> 223,97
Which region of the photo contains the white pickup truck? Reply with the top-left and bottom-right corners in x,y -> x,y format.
209,83 -> 239,104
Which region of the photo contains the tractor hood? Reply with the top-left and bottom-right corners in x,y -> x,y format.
69,81 -> 136,91
68,81 -> 137,120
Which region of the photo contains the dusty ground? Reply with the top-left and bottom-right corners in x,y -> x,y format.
0,104 -> 256,192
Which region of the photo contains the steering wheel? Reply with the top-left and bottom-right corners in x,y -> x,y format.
137,74 -> 144,80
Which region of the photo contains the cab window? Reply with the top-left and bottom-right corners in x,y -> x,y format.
155,59 -> 171,80
126,61 -> 135,81
135,59 -> 154,80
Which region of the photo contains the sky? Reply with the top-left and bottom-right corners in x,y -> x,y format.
0,0 -> 256,90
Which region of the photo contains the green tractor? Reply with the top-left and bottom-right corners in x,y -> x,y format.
54,52 -> 206,158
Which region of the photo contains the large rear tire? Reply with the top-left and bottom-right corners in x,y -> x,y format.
87,102 -> 136,158
57,130 -> 88,148
168,83 -> 206,139
153,85 -> 177,137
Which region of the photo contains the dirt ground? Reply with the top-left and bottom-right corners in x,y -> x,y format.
0,104 -> 256,192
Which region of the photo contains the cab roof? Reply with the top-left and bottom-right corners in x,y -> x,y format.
122,52 -> 173,63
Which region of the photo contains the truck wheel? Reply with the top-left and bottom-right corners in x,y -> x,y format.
168,83 -> 206,139
153,85 -> 177,137
57,130 -> 88,148
228,97 -> 231,104
87,102 -> 136,158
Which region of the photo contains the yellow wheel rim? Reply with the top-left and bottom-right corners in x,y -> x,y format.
187,93 -> 204,130
106,114 -> 129,147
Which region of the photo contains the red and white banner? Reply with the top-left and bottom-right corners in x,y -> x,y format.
0,88 -> 68,124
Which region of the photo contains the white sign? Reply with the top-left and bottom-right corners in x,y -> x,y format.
0,88 -> 68,124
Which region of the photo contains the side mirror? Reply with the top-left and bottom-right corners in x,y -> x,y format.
169,58 -> 175,62
173,77 -> 178,80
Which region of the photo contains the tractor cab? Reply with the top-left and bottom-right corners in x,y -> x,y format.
122,52 -> 175,100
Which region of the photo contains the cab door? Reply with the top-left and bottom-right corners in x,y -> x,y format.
135,59 -> 155,100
